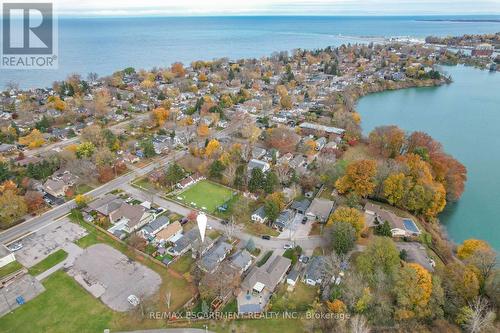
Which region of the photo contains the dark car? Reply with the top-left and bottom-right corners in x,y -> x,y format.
180,217 -> 189,225
301,216 -> 308,224
261,235 -> 271,240
221,220 -> 229,225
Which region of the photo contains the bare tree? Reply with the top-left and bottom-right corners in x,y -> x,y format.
463,297 -> 496,333
165,291 -> 172,308
350,315 -> 371,333
223,216 -> 236,241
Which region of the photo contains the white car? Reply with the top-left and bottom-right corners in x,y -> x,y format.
127,295 -> 140,307
8,242 -> 23,252
283,244 -> 293,250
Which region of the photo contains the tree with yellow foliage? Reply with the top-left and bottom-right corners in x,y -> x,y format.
75,194 -> 90,208
204,139 -> 220,158
19,129 -> 45,149
335,159 -> 378,197
151,107 -> 169,127
197,124 -> 210,137
457,239 -> 491,260
394,263 -> 433,320
47,96 -> 66,111
383,172 -> 410,206
328,206 -> 365,234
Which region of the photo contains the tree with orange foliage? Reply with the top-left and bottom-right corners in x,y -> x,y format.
24,190 -> 44,213
327,299 -> 347,313
265,127 -> 300,153
171,62 -> 186,77
197,124 -> 210,137
336,159 -> 378,197
98,166 -> 115,183
368,125 -> 406,158
394,263 -> 433,320
0,180 -> 18,194
151,107 -> 169,127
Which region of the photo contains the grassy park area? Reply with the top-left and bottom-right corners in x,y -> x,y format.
0,261 -> 23,279
0,271 -> 118,333
175,180 -> 234,212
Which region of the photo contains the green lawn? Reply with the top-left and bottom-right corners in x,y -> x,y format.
270,282 -> 318,312
170,255 -> 194,274
0,271 -> 118,333
0,261 -> 23,279
28,249 -> 68,276
176,180 -> 234,212
75,184 -> 94,195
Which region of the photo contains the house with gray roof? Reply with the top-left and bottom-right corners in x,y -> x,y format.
238,255 -> 291,313
247,159 -> 270,174
230,250 -> 253,273
274,209 -> 295,231
291,199 -> 311,215
141,216 -> 170,237
251,206 -> 267,224
199,241 -> 232,273
86,194 -> 124,215
303,256 -> 328,286
167,227 -> 215,257
306,198 -> 335,223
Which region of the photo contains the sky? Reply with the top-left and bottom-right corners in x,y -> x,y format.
50,0 -> 500,17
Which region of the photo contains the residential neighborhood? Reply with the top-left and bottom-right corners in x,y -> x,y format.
0,31 -> 497,333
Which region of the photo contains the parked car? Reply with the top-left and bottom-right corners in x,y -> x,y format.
127,295 -> 140,307
8,242 -> 23,252
301,216 -> 308,224
283,244 -> 293,250
261,235 -> 271,240
221,220 -> 229,225
299,255 -> 309,264
180,217 -> 189,225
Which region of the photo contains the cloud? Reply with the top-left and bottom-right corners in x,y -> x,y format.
54,0 -> 500,17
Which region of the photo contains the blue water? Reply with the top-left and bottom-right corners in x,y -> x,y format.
1,15 -> 500,88
357,65 -> 500,250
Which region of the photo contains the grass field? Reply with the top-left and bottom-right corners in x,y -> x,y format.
176,180 -> 234,212
28,249 -> 68,276
0,261 -> 23,279
0,271 -> 118,333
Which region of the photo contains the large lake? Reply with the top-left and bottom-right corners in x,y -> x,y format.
356,65 -> 500,250
1,15 -> 500,88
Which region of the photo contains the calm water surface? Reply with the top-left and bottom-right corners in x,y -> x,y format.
357,65 -> 500,250
1,15 -> 500,88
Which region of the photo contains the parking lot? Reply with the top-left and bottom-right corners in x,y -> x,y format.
68,244 -> 162,312
12,219 -> 87,268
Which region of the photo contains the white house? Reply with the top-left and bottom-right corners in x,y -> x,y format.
251,206 -> 268,224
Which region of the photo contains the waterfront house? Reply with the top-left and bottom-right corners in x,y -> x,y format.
364,202 -> 421,237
